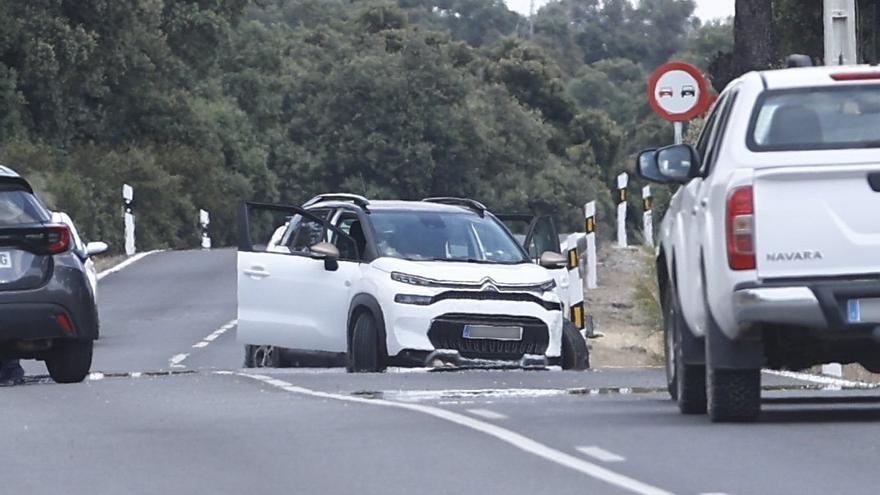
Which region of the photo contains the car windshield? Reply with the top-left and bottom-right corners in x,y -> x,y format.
749,85 -> 880,151
370,210 -> 529,264
0,188 -> 49,226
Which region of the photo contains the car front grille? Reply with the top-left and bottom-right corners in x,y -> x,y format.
428,313 -> 549,359
431,291 -> 562,311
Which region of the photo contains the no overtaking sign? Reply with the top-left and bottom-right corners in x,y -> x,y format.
647,62 -> 710,122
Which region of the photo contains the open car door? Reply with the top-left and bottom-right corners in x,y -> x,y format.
496,213 -> 585,332
237,202 -> 360,354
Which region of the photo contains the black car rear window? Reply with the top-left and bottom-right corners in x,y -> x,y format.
0,186 -> 50,225
748,85 -> 880,151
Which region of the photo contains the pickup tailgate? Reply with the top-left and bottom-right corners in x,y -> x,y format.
754,165 -> 880,279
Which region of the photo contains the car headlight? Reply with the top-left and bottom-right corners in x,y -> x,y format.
394,294 -> 434,305
538,279 -> 556,292
391,272 -> 436,286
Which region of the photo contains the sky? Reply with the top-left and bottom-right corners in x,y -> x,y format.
504,0 -> 735,21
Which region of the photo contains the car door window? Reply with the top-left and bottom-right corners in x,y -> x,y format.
529,216 -> 560,258
694,95 -> 724,163
702,89 -> 739,176
333,213 -> 364,262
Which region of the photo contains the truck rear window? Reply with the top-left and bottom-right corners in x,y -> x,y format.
748,85 -> 880,151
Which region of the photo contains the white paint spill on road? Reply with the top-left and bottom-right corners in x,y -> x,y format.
466,408 -> 507,420
233,372 -> 677,495
576,446 -> 626,463
96,250 -> 163,281
762,369 -> 876,390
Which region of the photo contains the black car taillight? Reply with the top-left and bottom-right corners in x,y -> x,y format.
46,225 -> 71,254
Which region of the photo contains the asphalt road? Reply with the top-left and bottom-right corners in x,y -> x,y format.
7,249 -> 880,495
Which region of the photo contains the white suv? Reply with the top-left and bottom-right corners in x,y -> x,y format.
638,65 -> 880,422
236,194 -> 589,372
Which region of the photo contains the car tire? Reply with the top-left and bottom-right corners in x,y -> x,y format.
245,345 -> 285,368
561,320 -> 590,370
664,288 -> 706,414
349,312 -> 386,373
45,340 -> 93,384
707,367 -> 761,423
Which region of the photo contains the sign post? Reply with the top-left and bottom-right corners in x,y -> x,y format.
199,209 -> 211,249
616,172 -> 628,248
642,185 -> 654,248
122,184 -> 135,256
584,201 -> 598,290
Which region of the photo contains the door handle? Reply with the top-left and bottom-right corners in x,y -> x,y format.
243,266 -> 271,279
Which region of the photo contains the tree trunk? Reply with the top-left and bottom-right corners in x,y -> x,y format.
734,0 -> 776,73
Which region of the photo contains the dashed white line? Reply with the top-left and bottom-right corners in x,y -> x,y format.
234,372 -> 677,495
762,369 -> 875,389
466,408 -> 507,420
96,250 -> 163,281
190,319 -> 237,350
169,353 -> 189,369
576,446 -> 626,463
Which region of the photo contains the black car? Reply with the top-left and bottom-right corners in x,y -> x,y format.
0,167 -> 103,383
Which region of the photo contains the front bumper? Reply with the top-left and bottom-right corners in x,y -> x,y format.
384,297 -> 563,359
733,277 -> 880,334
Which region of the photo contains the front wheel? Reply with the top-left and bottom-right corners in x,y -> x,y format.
245,345 -> 285,368
45,340 -> 93,384
561,320 -> 590,370
348,312 -> 386,373
664,288 -> 706,414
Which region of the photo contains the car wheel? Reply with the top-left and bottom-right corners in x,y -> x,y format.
561,320 -> 590,370
664,288 -> 706,414
707,367 -> 761,423
246,345 -> 284,368
349,312 -> 386,373
45,340 -> 93,384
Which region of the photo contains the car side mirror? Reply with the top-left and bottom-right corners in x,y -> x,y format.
539,251 -> 567,269
85,241 -> 108,256
310,242 -> 340,271
636,144 -> 701,184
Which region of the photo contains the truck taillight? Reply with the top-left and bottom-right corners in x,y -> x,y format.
726,186 -> 755,270
46,225 -> 71,254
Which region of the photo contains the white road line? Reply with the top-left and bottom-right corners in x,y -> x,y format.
466,408 -> 507,420
576,446 -> 626,463
234,372 -> 676,495
700,492 -> 732,495
169,353 -> 189,369
96,250 -> 163,281
762,369 -> 876,389
192,341 -> 210,349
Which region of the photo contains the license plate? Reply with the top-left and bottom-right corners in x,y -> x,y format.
0,252 -> 10,268
847,298 -> 880,324
463,325 -> 523,341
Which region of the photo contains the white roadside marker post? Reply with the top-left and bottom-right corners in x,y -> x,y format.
199,209 -> 211,250
564,233 -> 586,335
642,185 -> 654,247
584,201 -> 598,290
122,183 -> 136,256
616,172 -> 628,248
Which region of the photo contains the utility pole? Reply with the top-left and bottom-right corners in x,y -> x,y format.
824,0 -> 857,65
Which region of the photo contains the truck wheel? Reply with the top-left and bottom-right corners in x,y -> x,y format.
45,340 -> 93,384
707,367 -> 761,422
561,320 -> 590,370
349,312 -> 386,373
664,289 -> 706,414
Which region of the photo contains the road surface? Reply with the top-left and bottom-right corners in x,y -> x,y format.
7,249 -> 880,495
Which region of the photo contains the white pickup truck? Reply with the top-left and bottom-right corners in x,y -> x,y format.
638,65 -> 880,422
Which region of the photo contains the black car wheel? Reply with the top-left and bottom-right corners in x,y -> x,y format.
246,345 -> 285,368
45,339 -> 93,384
349,312 -> 386,373
561,320 -> 590,370
664,287 -> 706,414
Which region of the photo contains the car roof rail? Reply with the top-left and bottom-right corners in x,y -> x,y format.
422,197 -> 486,217
303,193 -> 370,210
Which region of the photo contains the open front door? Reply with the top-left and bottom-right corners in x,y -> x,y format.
495,214 -> 561,260
237,202 -> 360,353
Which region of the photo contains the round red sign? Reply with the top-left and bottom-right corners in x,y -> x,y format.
647,62 -> 710,122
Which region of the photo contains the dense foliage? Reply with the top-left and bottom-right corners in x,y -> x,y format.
0,0 -> 728,251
